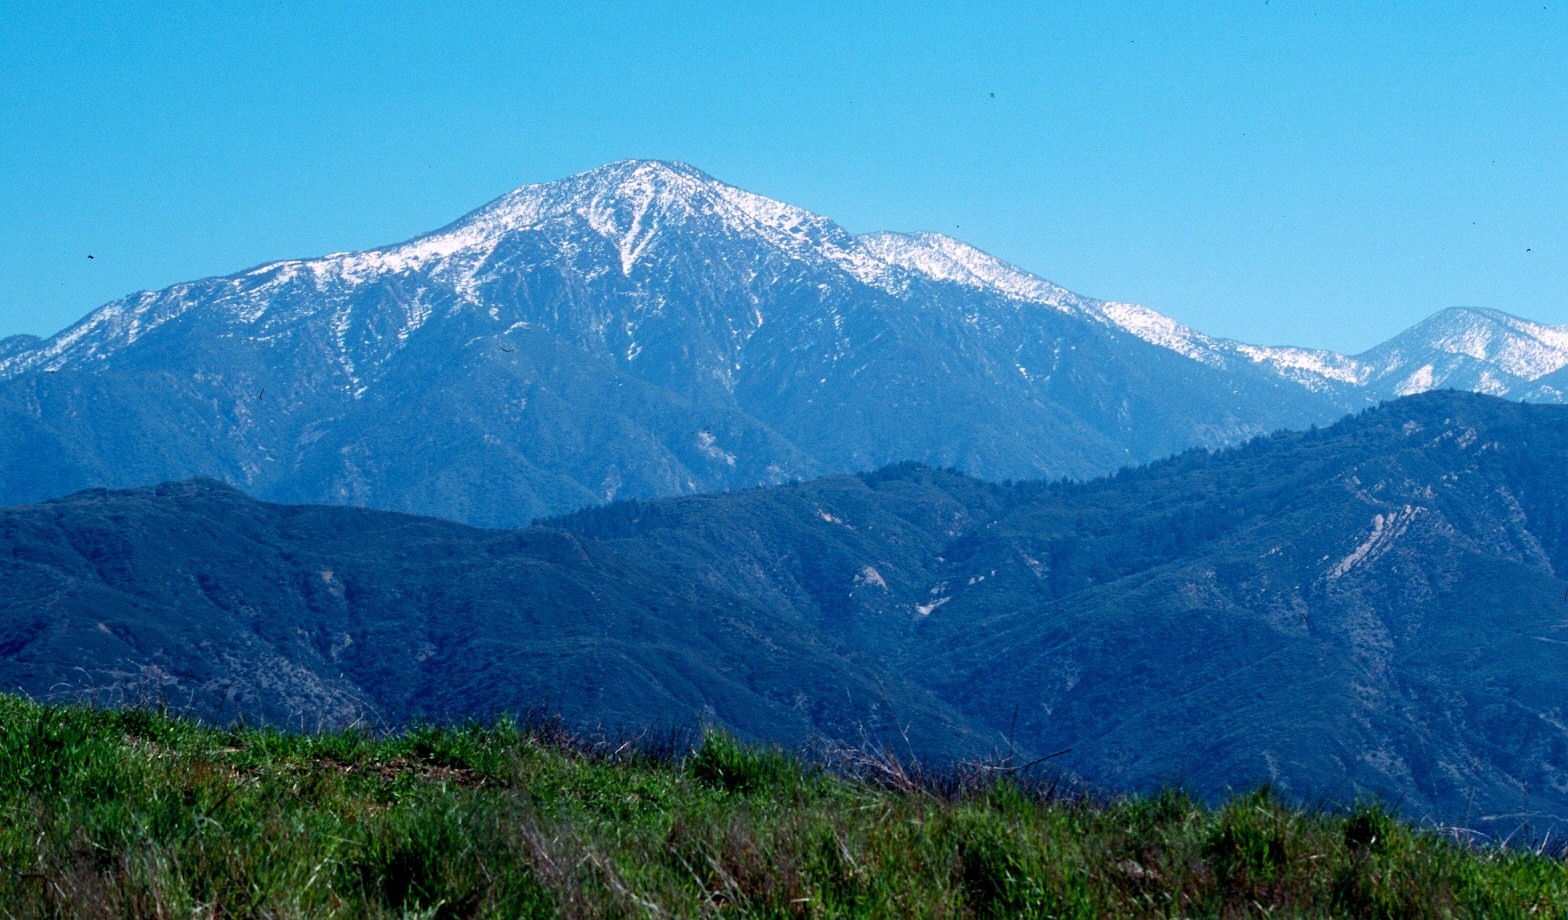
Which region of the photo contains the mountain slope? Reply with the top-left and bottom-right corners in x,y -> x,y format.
1,479 -> 1004,758
5,391 -> 1568,826
4,161 -> 1564,525
0,161 -> 1356,525
907,392 -> 1568,829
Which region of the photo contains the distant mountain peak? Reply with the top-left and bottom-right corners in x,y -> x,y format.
1362,304 -> 1568,387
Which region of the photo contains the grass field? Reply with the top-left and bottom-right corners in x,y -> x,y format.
0,695 -> 1563,918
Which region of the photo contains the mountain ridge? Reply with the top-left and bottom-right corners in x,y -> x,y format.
1,161 -> 1564,526
7,160 -> 1565,392
5,390 -> 1568,827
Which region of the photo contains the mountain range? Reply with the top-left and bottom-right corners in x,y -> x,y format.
5,391 -> 1567,829
3,160 -> 1566,526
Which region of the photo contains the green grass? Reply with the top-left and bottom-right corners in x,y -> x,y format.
0,696 -> 1564,918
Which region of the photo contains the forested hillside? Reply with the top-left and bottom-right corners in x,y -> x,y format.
4,391 -> 1568,827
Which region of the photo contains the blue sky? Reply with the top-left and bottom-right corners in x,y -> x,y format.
2,1 -> 1563,352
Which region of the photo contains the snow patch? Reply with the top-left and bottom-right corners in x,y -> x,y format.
1396,365 -> 1437,396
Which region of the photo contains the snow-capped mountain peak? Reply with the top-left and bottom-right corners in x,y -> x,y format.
1347,306 -> 1568,399
466,159 -> 885,279
5,158 -> 1568,537
1372,307 -> 1568,380
3,159 -> 1563,422
237,159 -> 881,292
300,160 -> 745,283
0,161 -> 897,380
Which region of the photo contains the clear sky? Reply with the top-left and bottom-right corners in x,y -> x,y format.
2,1 -> 1563,353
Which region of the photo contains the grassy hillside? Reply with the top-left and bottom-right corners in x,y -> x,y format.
0,697 -> 1563,918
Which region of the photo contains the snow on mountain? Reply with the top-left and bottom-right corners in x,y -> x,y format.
857,231 -> 1087,310
1359,308 -> 1568,392
1227,344 -> 1370,389
846,229 -> 1566,405
0,162 -> 1234,381
0,159 -> 1355,525
1,158 -> 1564,529
1089,305 -> 1380,394
6,159 -> 1560,412
855,231 -> 1221,358
850,231 -> 1351,390
845,232 -> 1372,394
1093,302 -> 1228,365
0,161 -> 898,382
324,159 -> 891,287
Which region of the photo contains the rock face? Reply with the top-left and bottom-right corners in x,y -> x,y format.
6,159 -> 1562,525
5,391 -> 1568,829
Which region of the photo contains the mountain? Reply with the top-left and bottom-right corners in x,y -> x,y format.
8,160 -> 1561,526
5,391 -> 1568,828
1081,304 -> 1568,404
1357,307 -> 1568,401
0,469 -> 999,757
